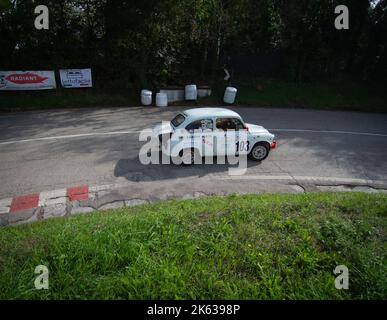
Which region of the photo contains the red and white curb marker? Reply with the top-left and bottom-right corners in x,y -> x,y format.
0,185 -> 90,225
1,178 -> 386,227
67,185 -> 89,202
0,182 -> 149,226
4,186 -> 89,213
39,189 -> 67,207
11,193 -> 40,213
0,198 -> 13,215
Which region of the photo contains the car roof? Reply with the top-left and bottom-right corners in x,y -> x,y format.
182,108 -> 241,120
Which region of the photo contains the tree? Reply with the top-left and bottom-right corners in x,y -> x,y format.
0,0 -> 384,86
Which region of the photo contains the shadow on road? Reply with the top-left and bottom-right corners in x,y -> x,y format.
114,154 -> 263,182
113,131 -> 387,183
1,106 -> 386,198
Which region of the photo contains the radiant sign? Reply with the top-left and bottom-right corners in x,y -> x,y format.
0,71 -> 56,90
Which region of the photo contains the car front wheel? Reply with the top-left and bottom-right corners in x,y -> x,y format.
249,142 -> 270,161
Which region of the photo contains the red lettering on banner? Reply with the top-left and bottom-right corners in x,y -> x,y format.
5,72 -> 48,84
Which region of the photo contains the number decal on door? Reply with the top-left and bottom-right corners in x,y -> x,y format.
236,141 -> 250,152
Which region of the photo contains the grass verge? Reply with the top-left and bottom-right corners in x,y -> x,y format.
1,80 -> 386,113
202,80 -> 387,113
0,88 -> 137,112
0,192 -> 386,299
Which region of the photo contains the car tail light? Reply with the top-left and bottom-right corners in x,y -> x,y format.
270,140 -> 277,149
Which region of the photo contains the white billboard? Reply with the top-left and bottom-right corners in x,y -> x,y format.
0,71 -> 56,90
59,69 -> 92,88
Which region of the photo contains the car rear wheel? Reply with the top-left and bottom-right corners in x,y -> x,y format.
249,142 -> 270,161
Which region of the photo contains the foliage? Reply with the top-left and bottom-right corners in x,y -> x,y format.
0,0 -> 386,87
1,80 -> 386,112
0,193 -> 386,299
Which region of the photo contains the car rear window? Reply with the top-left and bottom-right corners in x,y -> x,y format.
171,113 -> 186,127
216,118 -> 245,131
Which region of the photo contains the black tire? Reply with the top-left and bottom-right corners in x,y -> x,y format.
249,142 -> 270,161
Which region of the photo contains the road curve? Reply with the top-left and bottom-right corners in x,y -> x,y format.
0,106 -> 386,198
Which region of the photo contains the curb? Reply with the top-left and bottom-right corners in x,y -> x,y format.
0,183 -> 152,227
1,178 -> 386,227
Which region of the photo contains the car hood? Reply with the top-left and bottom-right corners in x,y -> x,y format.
152,121 -> 174,137
245,123 -> 270,134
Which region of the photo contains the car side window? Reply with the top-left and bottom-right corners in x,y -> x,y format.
216,118 -> 245,131
186,119 -> 213,132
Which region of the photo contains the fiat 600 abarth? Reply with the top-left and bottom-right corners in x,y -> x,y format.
152,108 -> 276,164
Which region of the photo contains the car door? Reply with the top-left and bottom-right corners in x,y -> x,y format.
214,117 -> 249,156
185,118 -> 215,156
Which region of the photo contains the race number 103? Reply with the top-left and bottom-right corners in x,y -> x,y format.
191,304 -> 241,316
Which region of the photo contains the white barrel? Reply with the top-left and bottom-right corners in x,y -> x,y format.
141,90 -> 152,106
156,92 -> 168,107
185,84 -> 197,100
223,87 -> 237,104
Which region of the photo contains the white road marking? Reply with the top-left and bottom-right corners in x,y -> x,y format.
269,129 -> 387,137
89,182 -> 129,193
0,130 -> 142,145
0,128 -> 386,146
216,175 -> 387,185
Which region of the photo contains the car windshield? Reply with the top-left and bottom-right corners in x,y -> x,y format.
171,113 -> 186,127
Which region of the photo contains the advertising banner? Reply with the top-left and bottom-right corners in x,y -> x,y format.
0,70 -> 57,90
59,69 -> 92,88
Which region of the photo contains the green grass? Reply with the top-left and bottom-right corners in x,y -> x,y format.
1,80 -> 386,113
0,89 -> 138,112
203,80 -> 387,113
0,193 -> 386,299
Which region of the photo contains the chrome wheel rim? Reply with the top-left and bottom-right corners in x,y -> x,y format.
252,145 -> 267,160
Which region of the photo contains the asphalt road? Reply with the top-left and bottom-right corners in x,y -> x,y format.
0,106 -> 386,198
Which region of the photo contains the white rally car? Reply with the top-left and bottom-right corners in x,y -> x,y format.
152,108 -> 276,163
